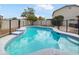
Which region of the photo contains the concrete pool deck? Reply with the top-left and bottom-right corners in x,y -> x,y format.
0,35 -> 17,55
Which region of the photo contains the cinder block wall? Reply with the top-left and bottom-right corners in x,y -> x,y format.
1,20 -> 9,30
11,20 -> 18,29
1,20 -> 29,30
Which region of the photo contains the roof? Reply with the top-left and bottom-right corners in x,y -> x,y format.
52,5 -> 79,16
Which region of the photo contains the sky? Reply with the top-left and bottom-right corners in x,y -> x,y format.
0,4 -> 66,19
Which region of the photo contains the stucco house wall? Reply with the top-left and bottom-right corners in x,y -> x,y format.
53,5 -> 79,25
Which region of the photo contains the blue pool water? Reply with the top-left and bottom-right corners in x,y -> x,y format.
5,26 -> 79,54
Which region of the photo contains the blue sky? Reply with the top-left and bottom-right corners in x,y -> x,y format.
0,4 -> 66,19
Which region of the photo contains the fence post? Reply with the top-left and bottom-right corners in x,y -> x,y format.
18,20 -> 20,28
78,20 -> 79,35
23,20 -> 25,26
76,16 -> 79,35
9,20 -> 11,34
66,20 -> 68,32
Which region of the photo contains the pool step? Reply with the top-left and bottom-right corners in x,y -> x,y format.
11,31 -> 23,35
16,27 -> 26,31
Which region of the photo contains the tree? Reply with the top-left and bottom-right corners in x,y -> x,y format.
21,8 -> 37,25
38,16 -> 45,20
51,15 -> 64,29
27,15 -> 37,25
12,17 -> 17,20
21,9 -> 27,17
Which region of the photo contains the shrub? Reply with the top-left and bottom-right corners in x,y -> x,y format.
51,15 -> 64,29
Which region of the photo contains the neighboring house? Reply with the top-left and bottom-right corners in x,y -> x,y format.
52,5 -> 79,25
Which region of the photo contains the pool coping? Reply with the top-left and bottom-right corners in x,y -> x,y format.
52,27 -> 79,44
52,27 -> 79,39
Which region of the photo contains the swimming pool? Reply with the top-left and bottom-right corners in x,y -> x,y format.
5,26 -> 79,55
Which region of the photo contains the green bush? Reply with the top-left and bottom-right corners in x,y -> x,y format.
51,15 -> 64,29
